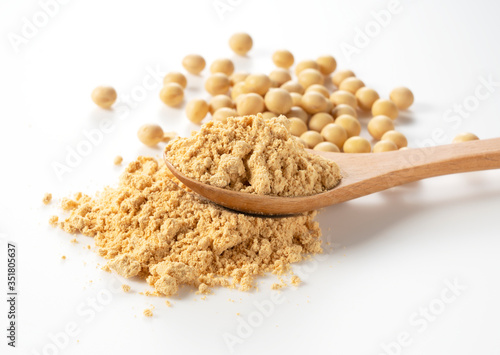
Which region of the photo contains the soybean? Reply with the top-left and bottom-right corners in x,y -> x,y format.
321,123 -> 348,149
356,87 -> 380,111
372,99 -> 398,120
264,88 -> 293,114
91,86 -> 117,109
343,136 -> 371,153
335,114 -> 361,137
137,124 -> 164,146
373,140 -> 398,153
210,58 -> 235,76
163,72 -> 187,89
229,33 -> 253,55
309,112 -> 334,132
367,115 -> 395,140
205,73 -> 231,95
160,83 -> 184,106
316,55 -> 337,75
186,99 -> 209,124
300,130 -> 324,148
390,87 -> 414,110
237,93 -> 265,115
272,50 -> 294,68
182,54 -> 206,75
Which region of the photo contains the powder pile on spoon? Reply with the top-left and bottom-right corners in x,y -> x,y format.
165,114 -> 341,197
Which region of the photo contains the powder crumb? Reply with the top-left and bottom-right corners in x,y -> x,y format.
236,313 -> 240,316
122,284 -> 131,293
114,155 -> 123,165
87,245 -> 91,250
107,254 -> 141,278
49,215 -> 59,227
291,275 -> 302,286
197,283 -> 211,295
165,114 -> 341,197
42,193 -> 52,205
165,300 -> 171,307
70,238 -> 78,244
272,278 -> 287,290
55,156 -> 323,298
61,255 -> 66,260
143,308 -> 153,317
61,198 -> 79,211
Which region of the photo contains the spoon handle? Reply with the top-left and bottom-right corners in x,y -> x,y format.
320,137 -> 500,204
382,137 -> 500,183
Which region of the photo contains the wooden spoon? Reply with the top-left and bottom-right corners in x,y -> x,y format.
164,138 -> 500,215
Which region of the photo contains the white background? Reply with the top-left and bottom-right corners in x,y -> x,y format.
1,0 -> 500,354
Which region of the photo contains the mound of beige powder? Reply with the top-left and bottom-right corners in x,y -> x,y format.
54,157 -> 323,296
164,114 -> 341,197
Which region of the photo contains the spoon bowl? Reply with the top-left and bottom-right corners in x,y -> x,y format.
165,138 -> 500,215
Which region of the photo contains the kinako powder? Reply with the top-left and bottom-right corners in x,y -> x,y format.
55,158 -> 323,296
53,115 -> 341,297
165,114 -> 341,196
